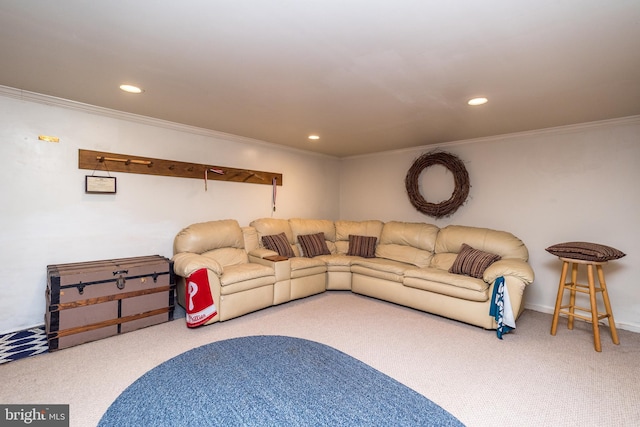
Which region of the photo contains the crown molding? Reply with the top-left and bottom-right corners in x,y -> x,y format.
345,115 -> 640,159
0,85 -> 337,159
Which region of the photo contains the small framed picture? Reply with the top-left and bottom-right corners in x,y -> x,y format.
85,176 -> 117,194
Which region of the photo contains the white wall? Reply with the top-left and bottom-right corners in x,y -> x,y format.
340,117 -> 640,332
2,89 -> 638,335
0,93 -> 341,333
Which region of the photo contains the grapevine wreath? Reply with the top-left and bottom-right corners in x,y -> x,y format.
405,151 -> 470,218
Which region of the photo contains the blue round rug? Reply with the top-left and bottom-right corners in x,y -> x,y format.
99,335 -> 464,426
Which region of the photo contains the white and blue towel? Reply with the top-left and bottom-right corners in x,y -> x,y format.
489,276 -> 516,339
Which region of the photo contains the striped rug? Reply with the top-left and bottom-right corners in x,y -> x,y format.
0,326 -> 48,365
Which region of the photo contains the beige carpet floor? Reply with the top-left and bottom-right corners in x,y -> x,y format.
1,292 -> 639,427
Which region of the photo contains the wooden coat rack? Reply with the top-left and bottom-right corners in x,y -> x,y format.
78,149 -> 282,186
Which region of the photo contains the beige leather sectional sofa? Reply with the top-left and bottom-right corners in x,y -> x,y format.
172,218 -> 534,330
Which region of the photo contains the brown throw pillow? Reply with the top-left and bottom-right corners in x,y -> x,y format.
449,243 -> 501,279
262,233 -> 295,258
545,242 -> 625,262
298,233 -> 331,258
347,235 -> 377,258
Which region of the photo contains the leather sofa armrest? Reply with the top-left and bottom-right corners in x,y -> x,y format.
249,254 -> 291,282
248,248 -> 279,259
172,252 -> 223,277
483,259 -> 535,285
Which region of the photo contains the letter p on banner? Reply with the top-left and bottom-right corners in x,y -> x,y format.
185,268 -> 217,327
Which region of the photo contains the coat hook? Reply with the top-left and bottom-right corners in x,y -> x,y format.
204,168 -> 224,191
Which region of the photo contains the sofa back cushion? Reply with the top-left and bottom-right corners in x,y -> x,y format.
432,225 -> 529,270
335,220 -> 384,255
250,218 -> 298,256
173,219 -> 248,267
289,218 -> 337,254
376,221 -> 439,268
242,226 -> 260,252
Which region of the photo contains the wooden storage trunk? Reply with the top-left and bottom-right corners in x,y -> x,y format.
46,255 -> 175,351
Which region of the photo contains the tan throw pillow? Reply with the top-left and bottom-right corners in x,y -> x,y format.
262,233 -> 295,258
347,235 -> 377,258
545,242 -> 625,262
298,233 -> 331,258
449,243 -> 501,279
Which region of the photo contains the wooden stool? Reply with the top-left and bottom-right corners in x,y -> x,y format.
550,257 -> 619,352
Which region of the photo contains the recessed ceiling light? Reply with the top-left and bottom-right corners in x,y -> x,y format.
467,97 -> 488,106
119,84 -> 144,94
308,135 -> 320,140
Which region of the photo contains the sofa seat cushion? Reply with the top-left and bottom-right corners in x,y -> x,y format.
375,244 -> 433,268
219,263 -> 276,294
429,253 -> 458,271
351,258 -> 418,283
289,257 -> 327,278
403,268 -> 490,302
220,263 -> 275,286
